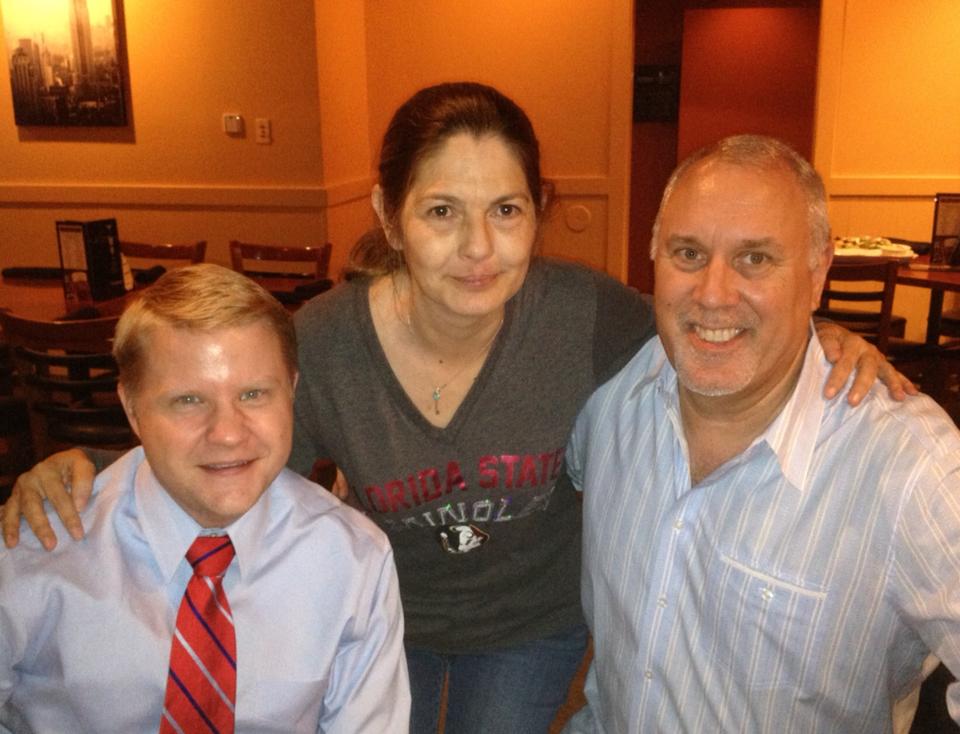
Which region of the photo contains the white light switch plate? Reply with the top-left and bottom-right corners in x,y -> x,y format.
255,118 -> 272,144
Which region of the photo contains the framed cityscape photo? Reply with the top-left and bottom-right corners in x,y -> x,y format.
1,0 -> 127,126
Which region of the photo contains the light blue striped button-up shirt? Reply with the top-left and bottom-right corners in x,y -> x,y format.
565,330 -> 960,733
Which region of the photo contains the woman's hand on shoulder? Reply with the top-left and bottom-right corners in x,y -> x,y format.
816,321 -> 918,406
2,448 -> 96,550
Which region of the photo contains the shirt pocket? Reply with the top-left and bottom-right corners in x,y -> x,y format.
239,675 -> 328,732
696,548 -> 828,692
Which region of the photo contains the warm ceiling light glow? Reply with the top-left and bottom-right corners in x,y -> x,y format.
2,0 -> 114,47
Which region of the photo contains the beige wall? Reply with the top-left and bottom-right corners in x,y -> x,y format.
815,0 -> 960,340
0,0 -> 635,281
314,0 -> 375,276
0,1 -> 331,269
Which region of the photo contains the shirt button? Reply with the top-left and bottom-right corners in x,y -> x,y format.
760,586 -> 775,602
673,518 -> 684,530
644,669 -> 654,680
657,596 -> 668,608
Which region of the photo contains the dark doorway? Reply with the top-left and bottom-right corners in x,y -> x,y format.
629,0 -> 820,293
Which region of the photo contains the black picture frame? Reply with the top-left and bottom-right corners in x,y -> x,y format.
2,0 -> 127,127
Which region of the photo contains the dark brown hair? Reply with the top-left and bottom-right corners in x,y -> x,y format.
347,82 -> 543,277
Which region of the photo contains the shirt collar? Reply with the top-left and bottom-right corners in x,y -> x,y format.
633,322 -> 829,493
760,324 -> 829,492
627,339 -> 673,403
133,449 -> 276,583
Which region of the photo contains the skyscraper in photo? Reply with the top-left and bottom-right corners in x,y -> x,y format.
69,0 -> 95,83
10,43 -> 41,123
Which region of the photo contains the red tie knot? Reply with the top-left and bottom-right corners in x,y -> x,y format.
187,535 -> 235,579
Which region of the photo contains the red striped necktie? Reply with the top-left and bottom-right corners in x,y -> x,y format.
160,535 -> 237,734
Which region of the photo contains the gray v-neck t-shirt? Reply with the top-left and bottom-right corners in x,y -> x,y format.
290,258 -> 655,653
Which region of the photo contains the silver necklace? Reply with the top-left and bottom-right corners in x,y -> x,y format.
428,318 -> 502,415
391,273 -> 503,415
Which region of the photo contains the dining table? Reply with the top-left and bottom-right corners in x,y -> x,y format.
894,257 -> 960,345
832,248 -> 960,346
828,250 -> 960,406
0,271 -> 128,321
0,268 -> 330,322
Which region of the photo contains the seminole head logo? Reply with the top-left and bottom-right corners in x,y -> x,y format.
437,524 -> 490,554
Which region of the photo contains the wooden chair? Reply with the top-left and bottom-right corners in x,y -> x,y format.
872,236 -> 934,339
817,259 -> 900,355
0,312 -> 136,459
930,193 -> 960,267
119,239 -> 207,264
120,240 -> 206,285
0,342 -> 33,498
817,260 -> 943,399
229,240 -> 331,279
229,240 -> 333,306
940,310 -> 960,342
929,196 -> 960,341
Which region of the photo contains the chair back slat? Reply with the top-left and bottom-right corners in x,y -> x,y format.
0,311 -> 136,458
0,312 -> 119,353
816,259 -> 898,354
229,240 -> 332,279
120,239 -> 207,264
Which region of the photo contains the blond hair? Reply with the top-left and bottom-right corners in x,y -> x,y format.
113,264 -> 297,393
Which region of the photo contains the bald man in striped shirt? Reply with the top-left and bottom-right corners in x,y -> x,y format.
564,135 -> 960,733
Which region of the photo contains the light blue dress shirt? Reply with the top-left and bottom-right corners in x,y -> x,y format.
564,330 -> 960,733
0,447 -> 410,733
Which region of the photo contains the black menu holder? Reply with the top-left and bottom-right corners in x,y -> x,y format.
55,219 -> 127,310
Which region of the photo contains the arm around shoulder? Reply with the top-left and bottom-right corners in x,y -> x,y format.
2,447 -> 108,550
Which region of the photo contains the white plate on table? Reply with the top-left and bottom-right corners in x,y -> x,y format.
833,240 -> 917,261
